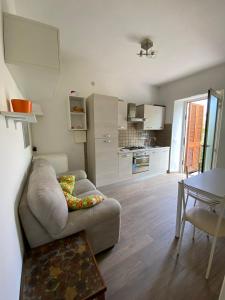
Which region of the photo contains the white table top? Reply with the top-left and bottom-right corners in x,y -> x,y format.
183,168 -> 225,199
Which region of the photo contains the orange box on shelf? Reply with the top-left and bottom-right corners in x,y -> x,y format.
11,99 -> 32,113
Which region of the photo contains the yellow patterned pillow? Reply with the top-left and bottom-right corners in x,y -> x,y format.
58,175 -> 75,194
59,175 -> 75,184
63,191 -> 104,211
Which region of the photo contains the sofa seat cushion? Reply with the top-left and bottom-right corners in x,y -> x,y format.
54,197 -> 121,239
27,165 -> 68,237
74,179 -> 96,196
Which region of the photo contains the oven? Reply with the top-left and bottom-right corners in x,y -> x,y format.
132,151 -> 150,174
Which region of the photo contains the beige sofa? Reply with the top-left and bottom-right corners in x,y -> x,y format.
19,156 -> 121,254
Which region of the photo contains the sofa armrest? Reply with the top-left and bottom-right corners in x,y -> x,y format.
58,169 -> 87,181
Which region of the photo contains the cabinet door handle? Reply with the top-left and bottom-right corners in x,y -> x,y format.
104,134 -> 111,138
104,140 -> 111,143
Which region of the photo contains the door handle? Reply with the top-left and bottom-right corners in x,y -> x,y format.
104,140 -> 111,143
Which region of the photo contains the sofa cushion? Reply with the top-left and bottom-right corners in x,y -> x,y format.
63,192 -> 104,211
77,190 -> 105,199
57,170 -> 87,181
59,175 -> 75,194
27,165 -> 68,237
55,197 -> 121,240
74,179 -> 96,196
32,158 -> 52,171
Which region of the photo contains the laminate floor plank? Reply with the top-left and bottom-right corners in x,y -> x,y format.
97,173 -> 224,300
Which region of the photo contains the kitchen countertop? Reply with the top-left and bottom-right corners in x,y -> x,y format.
118,146 -> 170,153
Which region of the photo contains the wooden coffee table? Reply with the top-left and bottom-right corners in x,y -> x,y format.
20,231 -> 106,300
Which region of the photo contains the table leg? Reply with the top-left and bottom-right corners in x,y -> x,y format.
175,181 -> 183,238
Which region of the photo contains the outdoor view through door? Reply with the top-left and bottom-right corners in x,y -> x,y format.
185,100 -> 207,173
184,89 -> 221,174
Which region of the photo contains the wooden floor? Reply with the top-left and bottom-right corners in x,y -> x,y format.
97,173 -> 225,300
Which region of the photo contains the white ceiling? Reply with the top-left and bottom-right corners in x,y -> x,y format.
14,0 -> 225,86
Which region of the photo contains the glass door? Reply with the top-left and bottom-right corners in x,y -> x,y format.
202,89 -> 220,172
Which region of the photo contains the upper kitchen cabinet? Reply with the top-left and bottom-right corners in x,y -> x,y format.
3,13 -> 60,70
118,100 -> 127,130
136,104 -> 165,130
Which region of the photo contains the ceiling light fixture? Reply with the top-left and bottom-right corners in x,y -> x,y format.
137,38 -> 157,58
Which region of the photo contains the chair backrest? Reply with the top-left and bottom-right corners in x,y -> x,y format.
185,163 -> 202,179
181,179 -> 224,216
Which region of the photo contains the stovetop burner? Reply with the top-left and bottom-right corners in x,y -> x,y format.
122,146 -> 145,150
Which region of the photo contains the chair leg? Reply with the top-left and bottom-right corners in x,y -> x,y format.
176,219 -> 186,256
192,199 -> 197,240
192,225 -> 196,240
205,235 -> 218,279
194,199 -> 197,207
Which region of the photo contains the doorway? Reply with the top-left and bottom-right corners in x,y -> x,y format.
184,99 -> 207,173
182,89 -> 222,174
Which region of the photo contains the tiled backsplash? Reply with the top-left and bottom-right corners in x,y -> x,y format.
118,123 -> 172,147
155,124 -> 172,147
119,123 -> 156,147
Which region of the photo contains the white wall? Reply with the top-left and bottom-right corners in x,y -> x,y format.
170,101 -> 185,172
0,1 -> 32,300
159,63 -> 225,168
7,60 -> 159,170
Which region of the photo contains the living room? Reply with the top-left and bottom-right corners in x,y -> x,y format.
1,0 -> 225,299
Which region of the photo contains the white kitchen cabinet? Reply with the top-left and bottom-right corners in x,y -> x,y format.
136,104 -> 165,130
95,138 -> 118,186
3,13 -> 60,70
68,96 -> 87,131
86,94 -> 119,187
149,148 -> 170,174
91,94 -> 118,139
118,152 -> 132,178
159,148 -> 170,172
118,100 -> 127,130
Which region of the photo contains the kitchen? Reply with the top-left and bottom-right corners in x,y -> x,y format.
86,94 -> 171,187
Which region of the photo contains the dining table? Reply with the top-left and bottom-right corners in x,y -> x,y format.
175,168 -> 225,238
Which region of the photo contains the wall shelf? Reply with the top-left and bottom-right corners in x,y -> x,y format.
70,112 -> 86,115
0,111 -> 37,128
68,96 -> 87,131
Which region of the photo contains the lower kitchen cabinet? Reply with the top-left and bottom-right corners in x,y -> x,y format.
149,148 -> 170,174
118,153 -> 132,178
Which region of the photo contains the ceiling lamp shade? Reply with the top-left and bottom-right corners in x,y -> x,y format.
137,38 -> 157,58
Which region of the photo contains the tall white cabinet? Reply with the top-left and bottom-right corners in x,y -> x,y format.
86,94 -> 118,187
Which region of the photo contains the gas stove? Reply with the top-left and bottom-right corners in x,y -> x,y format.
122,146 -> 145,151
